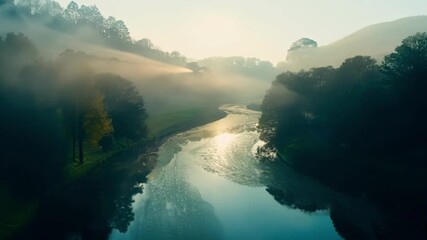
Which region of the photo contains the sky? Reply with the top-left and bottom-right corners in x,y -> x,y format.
56,0 -> 427,64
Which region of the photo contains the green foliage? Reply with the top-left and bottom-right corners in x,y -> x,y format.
147,107 -> 226,138
286,38 -> 318,62
260,33 -> 427,239
288,38 -> 318,52
0,33 -> 149,224
258,33 -> 427,192
382,32 -> 427,79
259,33 -> 427,239
63,148 -> 106,182
83,92 -> 113,147
0,34 -> 149,240
95,74 -> 148,143
13,0 -> 188,66
0,33 -> 67,196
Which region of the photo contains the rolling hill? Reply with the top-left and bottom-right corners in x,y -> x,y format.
283,16 -> 427,71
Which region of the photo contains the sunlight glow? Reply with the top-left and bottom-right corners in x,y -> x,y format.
56,0 -> 427,63
190,13 -> 242,54
214,133 -> 236,152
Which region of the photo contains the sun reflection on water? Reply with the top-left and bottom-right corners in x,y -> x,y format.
214,133 -> 237,152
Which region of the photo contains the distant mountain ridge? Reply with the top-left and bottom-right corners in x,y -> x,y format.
282,16 -> 427,71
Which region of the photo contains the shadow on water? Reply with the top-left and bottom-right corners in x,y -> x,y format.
139,104 -> 426,240
261,149 -> 427,240
110,122 -> 224,240
110,105 -> 341,240
13,105 -> 427,240
110,157 -> 222,240
263,161 -> 384,240
15,150 -> 152,240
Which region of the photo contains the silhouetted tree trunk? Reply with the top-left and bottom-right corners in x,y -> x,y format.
77,106 -> 84,164
72,106 -> 77,161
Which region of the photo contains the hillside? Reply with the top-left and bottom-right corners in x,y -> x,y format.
283,16 -> 427,71
0,0 -> 188,67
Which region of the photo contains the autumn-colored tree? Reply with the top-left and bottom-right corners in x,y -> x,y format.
83,92 -> 113,148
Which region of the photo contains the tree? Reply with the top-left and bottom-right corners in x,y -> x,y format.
256,33 -> 427,239
104,16 -> 118,38
380,32 -> 427,158
114,20 -> 131,41
56,49 -> 113,164
286,38 -> 318,62
95,74 -> 148,148
16,0 -> 63,17
69,83 -> 114,165
186,62 -> 200,72
0,33 -> 67,194
288,38 -> 318,52
382,32 -> 427,91
1,32 -> 38,64
135,38 -> 153,49
78,5 -> 104,25
381,32 -> 427,111
63,1 -> 80,23
83,92 -> 113,148
170,51 -> 181,59
339,56 -> 378,79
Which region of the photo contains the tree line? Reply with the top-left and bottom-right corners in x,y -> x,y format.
0,32 -> 148,196
258,32 -> 427,237
7,0 -> 187,66
198,56 -> 278,81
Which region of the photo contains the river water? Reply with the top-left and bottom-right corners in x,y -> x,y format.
109,105 -> 348,240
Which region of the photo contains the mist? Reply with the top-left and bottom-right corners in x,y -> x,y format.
0,2 -> 269,117
280,16 -> 427,71
2,1 -> 427,240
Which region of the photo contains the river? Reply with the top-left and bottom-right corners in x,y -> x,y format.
108,104 -> 369,240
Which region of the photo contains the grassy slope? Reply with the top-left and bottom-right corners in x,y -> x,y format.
63,140 -> 130,182
147,107 -> 226,139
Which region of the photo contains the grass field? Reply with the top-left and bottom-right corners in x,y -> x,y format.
63,139 -> 131,182
147,107 -> 226,139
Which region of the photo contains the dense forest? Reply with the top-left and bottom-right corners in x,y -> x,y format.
4,0 -> 279,77
258,33 -> 427,238
0,0 -> 187,66
0,3 -> 255,239
2,0 -> 427,239
1,0 -> 279,79
0,32 -> 149,239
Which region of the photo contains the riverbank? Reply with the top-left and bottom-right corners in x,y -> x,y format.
5,105 -> 227,239
108,104 -> 344,240
147,106 -> 227,144
67,106 -> 228,183
62,106 -> 227,184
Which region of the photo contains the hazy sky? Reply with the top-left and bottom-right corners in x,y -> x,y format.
56,0 -> 427,63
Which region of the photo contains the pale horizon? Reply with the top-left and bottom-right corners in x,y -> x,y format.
54,0 -> 427,64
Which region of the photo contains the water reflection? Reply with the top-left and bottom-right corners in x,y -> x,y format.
110,153 -> 222,240
16,151 -> 150,240
110,105 -> 343,240
20,104 -> 416,239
